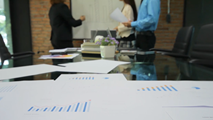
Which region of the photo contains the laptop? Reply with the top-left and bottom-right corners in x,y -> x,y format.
91,30 -> 98,41
91,29 -> 116,39
107,28 -> 112,37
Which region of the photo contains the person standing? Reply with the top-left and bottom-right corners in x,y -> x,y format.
49,0 -> 85,49
123,0 -> 161,51
114,0 -> 137,43
48,0 -> 85,79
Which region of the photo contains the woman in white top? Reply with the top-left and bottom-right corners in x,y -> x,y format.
114,0 -> 137,42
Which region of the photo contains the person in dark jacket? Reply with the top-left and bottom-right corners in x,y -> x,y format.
48,0 -> 85,79
49,0 -> 85,49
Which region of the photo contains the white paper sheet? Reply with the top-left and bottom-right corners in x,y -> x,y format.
1,80 -> 213,120
55,74 -> 127,82
58,59 -> 130,73
110,8 -> 128,22
0,80 -> 54,120
120,50 -> 137,54
49,48 -> 68,53
0,80 -> 53,102
39,53 -> 79,59
0,64 -> 63,80
164,107 -> 213,120
49,48 -> 80,53
123,81 -> 213,107
0,82 -> 18,103
17,80 -> 172,120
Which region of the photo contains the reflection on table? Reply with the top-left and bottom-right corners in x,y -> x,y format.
130,64 -> 157,81
1,52 -> 213,81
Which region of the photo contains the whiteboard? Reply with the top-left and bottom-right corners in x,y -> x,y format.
71,0 -> 142,39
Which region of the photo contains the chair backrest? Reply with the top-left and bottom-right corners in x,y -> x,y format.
0,34 -> 11,62
191,24 -> 213,60
172,26 -> 194,55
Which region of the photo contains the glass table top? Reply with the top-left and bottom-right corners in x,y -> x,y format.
1,52 -> 213,81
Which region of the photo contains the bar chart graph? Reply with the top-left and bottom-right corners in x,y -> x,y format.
0,85 -> 17,93
137,85 -> 178,92
28,100 -> 91,113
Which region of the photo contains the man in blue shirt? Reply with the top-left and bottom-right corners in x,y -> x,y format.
123,0 -> 161,51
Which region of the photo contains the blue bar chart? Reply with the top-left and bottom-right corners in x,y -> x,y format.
28,100 -> 91,113
0,85 -> 17,93
137,85 -> 178,92
71,76 -> 95,80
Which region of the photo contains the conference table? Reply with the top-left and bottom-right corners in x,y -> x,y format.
81,52 -> 213,80
1,51 -> 213,81
1,51 -> 213,120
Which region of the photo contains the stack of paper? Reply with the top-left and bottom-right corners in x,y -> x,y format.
120,50 -> 137,56
81,42 -> 100,52
49,48 -> 80,53
39,53 -> 79,59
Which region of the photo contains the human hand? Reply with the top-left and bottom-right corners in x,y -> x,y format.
122,20 -> 132,27
80,15 -> 85,21
114,27 -> 118,32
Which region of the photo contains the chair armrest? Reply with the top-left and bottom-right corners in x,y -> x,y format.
149,48 -> 172,52
189,59 -> 213,67
117,48 -> 137,51
11,51 -> 34,57
11,54 -> 34,60
162,52 -> 189,58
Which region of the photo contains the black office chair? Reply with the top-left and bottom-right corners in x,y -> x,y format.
175,58 -> 213,80
150,26 -> 194,58
135,53 -> 156,63
0,34 -> 34,69
188,24 -> 213,67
